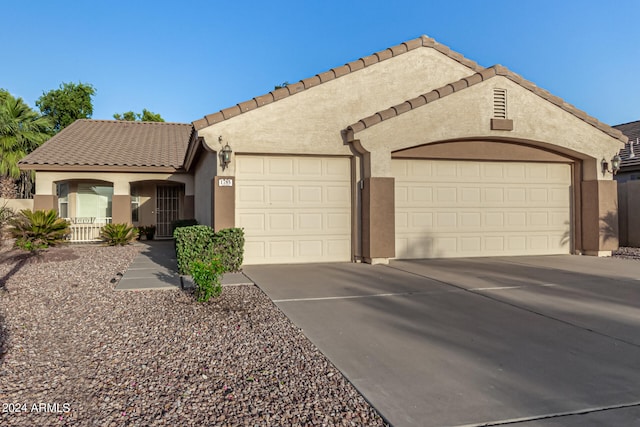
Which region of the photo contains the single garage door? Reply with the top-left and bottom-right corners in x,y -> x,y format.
394,159 -> 572,258
236,155 -> 352,264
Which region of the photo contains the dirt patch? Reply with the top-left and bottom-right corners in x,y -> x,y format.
0,244 -> 80,265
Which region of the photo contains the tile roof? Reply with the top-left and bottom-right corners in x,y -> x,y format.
613,120 -> 640,169
192,35 -> 484,131
19,119 -> 194,171
346,65 -> 627,143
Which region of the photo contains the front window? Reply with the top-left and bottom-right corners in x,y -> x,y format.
131,185 -> 140,222
76,184 -> 113,222
57,183 -> 69,218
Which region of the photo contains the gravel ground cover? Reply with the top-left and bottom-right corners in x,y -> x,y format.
612,246 -> 640,260
0,242 -> 387,426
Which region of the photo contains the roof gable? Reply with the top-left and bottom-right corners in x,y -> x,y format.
346,65 -> 627,143
192,35 -> 484,131
20,119 -> 195,171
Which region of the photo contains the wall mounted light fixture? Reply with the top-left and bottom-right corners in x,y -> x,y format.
218,136 -> 232,170
601,154 -> 621,176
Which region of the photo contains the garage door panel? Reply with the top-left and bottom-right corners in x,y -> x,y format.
237,156 -> 351,264
394,159 -> 571,258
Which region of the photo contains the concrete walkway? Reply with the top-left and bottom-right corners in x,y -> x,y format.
116,240 -> 252,290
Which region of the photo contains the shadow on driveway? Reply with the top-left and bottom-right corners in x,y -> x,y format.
245,257 -> 640,427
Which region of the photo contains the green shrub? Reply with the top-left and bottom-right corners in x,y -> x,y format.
174,225 -> 216,275
191,257 -> 225,302
174,226 -> 244,275
211,228 -> 244,272
100,223 -> 138,246
9,209 -> 70,251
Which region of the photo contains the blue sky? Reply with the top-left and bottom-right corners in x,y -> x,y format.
3,1 -> 639,126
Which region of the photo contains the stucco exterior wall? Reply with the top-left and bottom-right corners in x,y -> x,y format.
35,171 -> 193,196
197,47 -> 478,171
193,151 -> 218,226
353,76 -> 624,179
0,198 -> 33,212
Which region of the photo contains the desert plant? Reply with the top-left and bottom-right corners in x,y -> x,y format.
100,223 -> 138,246
190,257 -> 225,302
9,209 -> 70,251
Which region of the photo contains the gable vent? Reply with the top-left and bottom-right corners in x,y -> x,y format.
493,88 -> 507,119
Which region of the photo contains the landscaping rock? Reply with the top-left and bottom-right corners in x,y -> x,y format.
0,244 -> 387,426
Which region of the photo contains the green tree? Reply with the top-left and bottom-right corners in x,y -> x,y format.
113,108 -> 165,122
36,82 -> 96,131
0,90 -> 52,198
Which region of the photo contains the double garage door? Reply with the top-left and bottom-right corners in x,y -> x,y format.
394,159 -> 572,258
235,156 -> 572,264
236,156 -> 352,265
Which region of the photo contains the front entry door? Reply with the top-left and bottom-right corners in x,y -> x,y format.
156,185 -> 180,238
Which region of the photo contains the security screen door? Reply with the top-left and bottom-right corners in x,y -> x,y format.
156,185 -> 180,238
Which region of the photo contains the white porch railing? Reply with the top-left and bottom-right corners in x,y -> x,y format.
65,217 -> 112,242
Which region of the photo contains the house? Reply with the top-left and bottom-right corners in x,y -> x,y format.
613,120 -> 640,182
20,35 -> 626,263
613,120 -> 640,246
19,120 -> 195,240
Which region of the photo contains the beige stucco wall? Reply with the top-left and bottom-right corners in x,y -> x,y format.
35,171 -> 194,196
193,151 -> 218,226
353,76 -> 624,179
0,198 -> 34,212
197,47 -> 478,170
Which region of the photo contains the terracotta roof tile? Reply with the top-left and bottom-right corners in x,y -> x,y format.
19,119 -> 193,170
408,95 -> 427,109
205,111 -> 224,125
375,49 -> 393,61
346,65 -> 627,143
272,87 -> 289,101
450,79 -> 469,92
436,84 -> 454,97
286,82 -> 305,94
238,99 -> 257,112
332,65 -> 351,78
301,75 -> 322,89
192,118 -> 208,130
394,102 -> 412,115
254,93 -> 275,106
193,35 -> 484,131
221,105 -> 241,120
361,54 -> 378,67
614,120 -> 640,168
317,70 -> 336,83
403,38 -> 423,51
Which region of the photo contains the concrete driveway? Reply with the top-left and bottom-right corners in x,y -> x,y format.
243,256 -> 640,427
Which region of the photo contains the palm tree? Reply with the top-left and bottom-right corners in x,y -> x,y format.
0,90 -> 52,198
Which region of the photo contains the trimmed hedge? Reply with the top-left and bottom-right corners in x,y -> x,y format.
212,228 -> 245,273
174,225 -> 244,274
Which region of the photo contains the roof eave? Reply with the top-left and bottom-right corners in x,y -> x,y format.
19,164 -> 186,174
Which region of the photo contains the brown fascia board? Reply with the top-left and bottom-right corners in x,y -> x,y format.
19,164 -> 185,173
346,65 -> 628,144
183,130 -> 205,172
192,35 -> 484,131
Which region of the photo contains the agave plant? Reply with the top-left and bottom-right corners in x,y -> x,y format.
100,223 -> 138,246
9,209 -> 70,251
